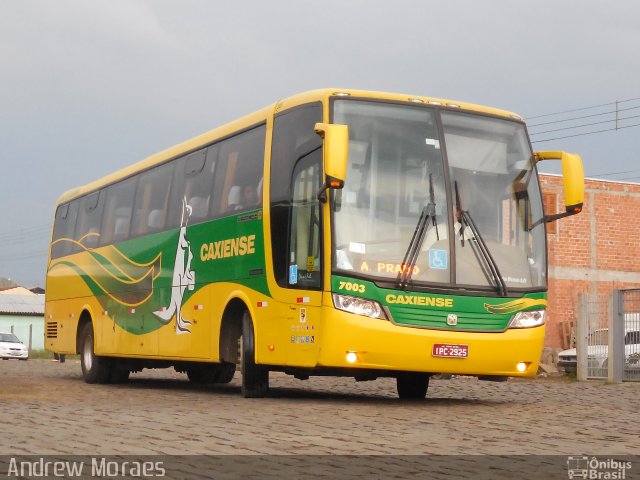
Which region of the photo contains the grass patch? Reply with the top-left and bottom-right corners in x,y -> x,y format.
28,349 -> 79,360
27,349 -> 54,359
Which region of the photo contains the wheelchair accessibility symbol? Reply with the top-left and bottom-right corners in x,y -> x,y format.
429,249 -> 448,270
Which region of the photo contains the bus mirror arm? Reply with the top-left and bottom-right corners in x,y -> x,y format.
531,209 -> 581,230
316,176 -> 343,203
315,122 -> 349,203
534,150 -> 585,223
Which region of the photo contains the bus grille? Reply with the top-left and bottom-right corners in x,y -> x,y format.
388,306 -> 510,332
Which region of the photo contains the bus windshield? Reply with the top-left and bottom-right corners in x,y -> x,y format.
332,100 -> 546,292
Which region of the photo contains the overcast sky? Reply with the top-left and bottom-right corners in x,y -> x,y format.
2,0 -> 639,287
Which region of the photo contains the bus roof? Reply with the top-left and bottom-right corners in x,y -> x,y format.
56,88 -> 522,205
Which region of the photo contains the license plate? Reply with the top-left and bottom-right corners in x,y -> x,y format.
432,343 -> 468,358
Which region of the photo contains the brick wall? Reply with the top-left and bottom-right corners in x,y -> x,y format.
540,174 -> 640,348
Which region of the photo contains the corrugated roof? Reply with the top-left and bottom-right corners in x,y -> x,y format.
0,287 -> 34,296
0,294 -> 44,315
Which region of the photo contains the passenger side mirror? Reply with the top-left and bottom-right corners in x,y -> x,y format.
535,151 -> 584,222
315,122 -> 349,202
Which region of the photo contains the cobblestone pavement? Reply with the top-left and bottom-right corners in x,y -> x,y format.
1,359 -> 638,456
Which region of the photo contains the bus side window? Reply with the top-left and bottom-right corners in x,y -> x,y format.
131,163 -> 174,237
100,176 -> 137,245
168,147 -> 216,227
288,150 -> 322,290
74,191 -> 104,250
51,201 -> 79,259
212,125 -> 265,216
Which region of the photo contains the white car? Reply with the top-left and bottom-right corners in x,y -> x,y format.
0,332 -> 29,360
558,328 -> 640,373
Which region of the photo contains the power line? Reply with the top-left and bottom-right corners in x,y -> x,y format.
0,224 -> 50,242
613,175 -> 640,182
528,105 -> 640,129
0,223 -> 50,236
526,96 -> 640,120
0,252 -> 48,263
531,122 -> 640,143
589,168 -> 640,178
530,113 -> 640,136
0,233 -> 51,246
526,96 -> 640,143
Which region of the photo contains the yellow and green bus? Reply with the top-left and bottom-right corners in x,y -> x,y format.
45,89 -> 583,398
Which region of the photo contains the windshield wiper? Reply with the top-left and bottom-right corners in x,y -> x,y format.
397,174 -> 439,289
454,181 -> 508,297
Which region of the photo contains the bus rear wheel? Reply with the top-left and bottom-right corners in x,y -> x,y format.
215,362 -> 236,384
241,312 -> 268,398
186,363 -> 236,384
396,372 -> 430,400
186,365 -> 217,384
80,322 -> 112,384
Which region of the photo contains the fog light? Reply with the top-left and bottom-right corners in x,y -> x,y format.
516,362 -> 527,373
346,352 -> 358,364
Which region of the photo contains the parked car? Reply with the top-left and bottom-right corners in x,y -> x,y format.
627,352 -> 640,370
558,329 -> 606,374
0,332 -> 29,360
558,328 -> 640,374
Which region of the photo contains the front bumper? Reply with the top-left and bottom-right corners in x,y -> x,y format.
1,350 -> 29,360
317,308 -> 545,377
557,359 -> 577,372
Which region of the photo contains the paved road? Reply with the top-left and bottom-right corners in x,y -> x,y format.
1,359 -> 638,458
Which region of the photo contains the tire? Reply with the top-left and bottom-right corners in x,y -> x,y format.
241,312 -> 268,398
187,362 -> 236,384
110,365 -> 130,383
186,364 -> 218,384
80,322 -> 112,384
396,372 -> 430,400
215,362 -> 236,384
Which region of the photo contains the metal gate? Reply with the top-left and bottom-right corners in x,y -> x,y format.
576,294 -> 608,380
577,290 -> 640,382
618,289 -> 640,381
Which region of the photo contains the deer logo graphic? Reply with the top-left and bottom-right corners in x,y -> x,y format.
154,198 -> 196,334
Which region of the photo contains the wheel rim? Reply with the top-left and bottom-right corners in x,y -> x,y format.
83,334 -> 93,372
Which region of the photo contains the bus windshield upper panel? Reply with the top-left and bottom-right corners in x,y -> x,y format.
332,100 -> 546,292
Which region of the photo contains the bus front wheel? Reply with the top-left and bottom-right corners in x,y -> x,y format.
241,312 -> 268,398
80,322 -> 112,384
396,372 -> 430,400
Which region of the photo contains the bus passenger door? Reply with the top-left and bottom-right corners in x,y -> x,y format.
285,151 -> 323,366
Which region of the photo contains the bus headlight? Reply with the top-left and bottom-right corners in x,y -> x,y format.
508,310 -> 546,329
332,293 -> 387,320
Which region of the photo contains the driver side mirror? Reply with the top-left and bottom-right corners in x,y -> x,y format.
315,123 -> 349,201
535,151 -> 584,222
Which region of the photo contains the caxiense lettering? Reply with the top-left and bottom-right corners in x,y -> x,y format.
386,294 -> 453,308
200,235 -> 256,261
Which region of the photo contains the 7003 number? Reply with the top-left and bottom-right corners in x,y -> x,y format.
338,281 -> 365,293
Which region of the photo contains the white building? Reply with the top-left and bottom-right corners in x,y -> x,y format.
0,286 -> 45,350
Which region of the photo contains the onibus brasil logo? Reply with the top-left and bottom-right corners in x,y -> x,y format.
567,456 -> 632,479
